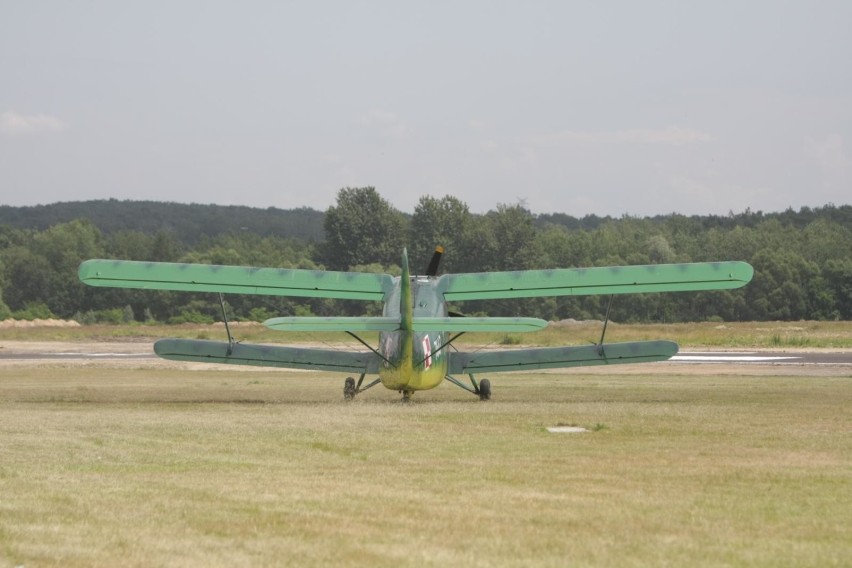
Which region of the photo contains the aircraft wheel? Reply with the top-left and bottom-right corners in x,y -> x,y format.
478,378 -> 491,401
344,377 -> 356,400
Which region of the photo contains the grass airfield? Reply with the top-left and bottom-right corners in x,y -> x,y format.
1,358 -> 850,567
1,321 -> 851,566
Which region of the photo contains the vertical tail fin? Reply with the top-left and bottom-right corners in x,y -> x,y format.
400,248 -> 413,333
400,248 -> 414,375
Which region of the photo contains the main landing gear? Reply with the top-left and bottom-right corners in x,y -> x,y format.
444,374 -> 492,401
342,377 -> 414,403
344,377 -> 356,400
343,374 -> 492,401
343,374 -> 381,401
478,378 -> 492,401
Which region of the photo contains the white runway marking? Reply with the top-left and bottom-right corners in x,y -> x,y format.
672,352 -> 801,363
44,352 -> 146,358
547,426 -> 589,433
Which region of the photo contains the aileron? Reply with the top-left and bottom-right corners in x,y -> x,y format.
79,260 -> 393,300
438,262 -> 753,301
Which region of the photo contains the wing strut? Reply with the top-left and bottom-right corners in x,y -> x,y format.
218,293 -> 235,355
415,332 -> 465,367
345,331 -> 397,368
598,294 -> 615,355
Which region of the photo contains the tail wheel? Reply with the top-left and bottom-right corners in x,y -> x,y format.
344,377 -> 356,400
478,378 -> 491,401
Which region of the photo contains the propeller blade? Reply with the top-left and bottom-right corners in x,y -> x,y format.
425,246 -> 445,276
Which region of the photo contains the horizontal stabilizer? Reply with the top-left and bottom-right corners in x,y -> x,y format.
79,260 -> 393,301
263,316 -> 547,333
154,339 -> 381,373
449,340 -> 678,373
264,317 -> 400,332
438,262 -> 753,301
411,317 -> 547,332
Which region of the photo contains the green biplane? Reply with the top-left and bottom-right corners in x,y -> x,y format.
78,248 -> 753,400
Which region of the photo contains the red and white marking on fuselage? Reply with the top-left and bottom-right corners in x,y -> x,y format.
421,335 -> 432,369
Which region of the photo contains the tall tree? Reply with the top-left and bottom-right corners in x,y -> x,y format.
408,195 -> 472,274
1,246 -> 55,314
318,187 -> 407,270
745,249 -> 814,320
489,204 -> 543,270
823,259 -> 852,319
29,220 -> 104,317
463,205 -> 544,317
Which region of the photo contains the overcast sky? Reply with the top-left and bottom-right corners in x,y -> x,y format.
1,1 -> 850,217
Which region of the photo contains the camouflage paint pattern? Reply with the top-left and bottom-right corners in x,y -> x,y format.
154,338 -> 381,373
79,259 -> 393,300
438,261 -> 754,301
449,341 -> 679,373
79,253 -> 754,397
263,316 -> 546,332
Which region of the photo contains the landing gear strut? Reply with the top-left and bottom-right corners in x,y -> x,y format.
444,373 -> 492,400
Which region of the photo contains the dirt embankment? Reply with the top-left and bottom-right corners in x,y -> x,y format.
0,319 -> 81,328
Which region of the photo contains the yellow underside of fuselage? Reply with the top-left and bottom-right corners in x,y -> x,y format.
379,360 -> 447,392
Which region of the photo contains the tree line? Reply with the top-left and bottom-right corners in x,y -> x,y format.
0,199 -> 325,243
1,188 -> 850,323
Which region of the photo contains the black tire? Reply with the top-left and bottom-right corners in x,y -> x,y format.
478,378 -> 491,401
344,377 -> 356,400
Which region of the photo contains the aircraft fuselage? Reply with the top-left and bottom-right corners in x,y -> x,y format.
378,274 -> 449,392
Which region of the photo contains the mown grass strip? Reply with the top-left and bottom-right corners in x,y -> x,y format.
1,366 -> 849,566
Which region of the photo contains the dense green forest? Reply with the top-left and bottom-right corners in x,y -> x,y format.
1,188 -> 850,323
0,200 -> 325,243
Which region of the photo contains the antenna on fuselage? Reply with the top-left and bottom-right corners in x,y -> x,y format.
425,245 -> 444,276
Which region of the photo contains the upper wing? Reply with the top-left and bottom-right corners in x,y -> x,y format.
79,260 -> 394,301
154,338 -> 381,373
449,341 -> 678,373
437,261 -> 753,301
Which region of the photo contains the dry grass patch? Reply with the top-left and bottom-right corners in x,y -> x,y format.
1,366 -> 850,567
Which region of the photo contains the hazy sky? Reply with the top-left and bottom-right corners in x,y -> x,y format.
1,1 -> 850,216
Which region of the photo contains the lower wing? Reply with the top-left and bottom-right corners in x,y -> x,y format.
449,341 -> 678,373
154,339 -> 381,373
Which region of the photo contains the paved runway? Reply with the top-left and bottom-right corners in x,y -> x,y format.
2,348 -> 851,365
672,351 -> 852,365
0,351 -> 157,360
